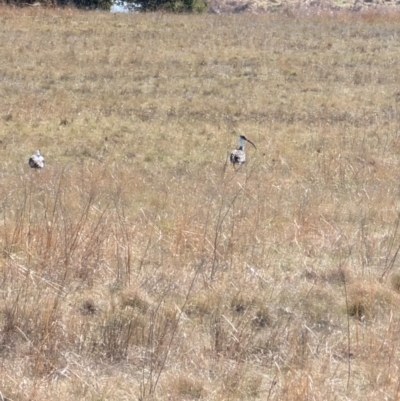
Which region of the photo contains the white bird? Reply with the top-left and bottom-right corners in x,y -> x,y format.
28,149 -> 45,169
230,135 -> 256,167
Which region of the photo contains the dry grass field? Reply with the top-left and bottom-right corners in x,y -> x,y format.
211,0 -> 400,14
1,6 -> 400,400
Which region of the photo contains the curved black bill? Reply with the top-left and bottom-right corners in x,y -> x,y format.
246,139 -> 257,149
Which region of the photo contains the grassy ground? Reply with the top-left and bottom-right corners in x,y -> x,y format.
209,0 -> 400,14
1,6 -> 400,400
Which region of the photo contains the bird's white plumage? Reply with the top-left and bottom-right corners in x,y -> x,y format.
29,149 -> 45,169
230,136 -> 256,167
230,149 -> 246,164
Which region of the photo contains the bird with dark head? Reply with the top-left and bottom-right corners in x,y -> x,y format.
28,149 -> 45,169
230,135 -> 256,167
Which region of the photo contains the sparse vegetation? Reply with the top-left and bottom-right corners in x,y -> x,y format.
1,6 -> 400,400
